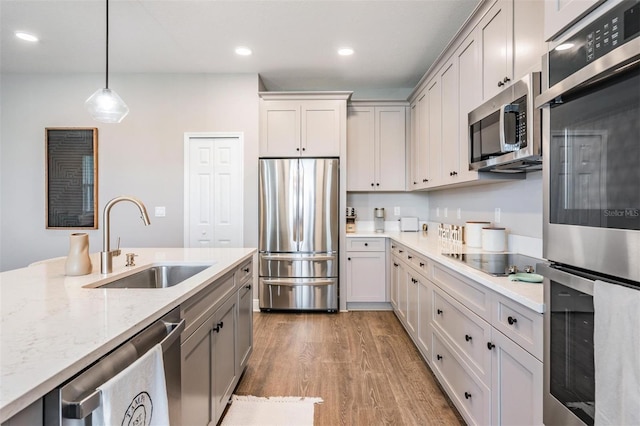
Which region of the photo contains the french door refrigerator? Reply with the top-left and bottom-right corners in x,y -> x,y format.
258,158 -> 339,311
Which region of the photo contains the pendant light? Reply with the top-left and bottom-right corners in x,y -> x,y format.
85,0 -> 129,123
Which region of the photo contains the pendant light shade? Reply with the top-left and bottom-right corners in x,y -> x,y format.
86,0 -> 129,123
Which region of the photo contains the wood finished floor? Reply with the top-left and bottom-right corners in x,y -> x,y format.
231,311 -> 464,425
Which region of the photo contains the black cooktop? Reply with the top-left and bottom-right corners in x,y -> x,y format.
443,252 -> 545,277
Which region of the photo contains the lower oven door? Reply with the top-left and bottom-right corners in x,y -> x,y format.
259,277 -> 338,311
539,264 -> 595,426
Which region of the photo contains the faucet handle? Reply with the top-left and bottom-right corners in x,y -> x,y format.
113,237 -> 121,257
125,253 -> 138,267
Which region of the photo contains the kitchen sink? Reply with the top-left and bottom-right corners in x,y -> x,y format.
94,264 -> 213,289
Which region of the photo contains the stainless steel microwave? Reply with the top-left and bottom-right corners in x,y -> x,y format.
468,72 -> 542,173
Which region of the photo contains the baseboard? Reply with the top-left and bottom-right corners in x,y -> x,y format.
346,302 -> 393,311
253,298 -> 260,312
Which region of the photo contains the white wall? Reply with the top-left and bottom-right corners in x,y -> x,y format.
0,72 -> 260,271
427,172 -> 543,238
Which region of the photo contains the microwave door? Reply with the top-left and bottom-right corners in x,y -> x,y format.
500,103 -> 520,152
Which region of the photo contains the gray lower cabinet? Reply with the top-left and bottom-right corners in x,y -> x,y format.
180,258 -> 254,426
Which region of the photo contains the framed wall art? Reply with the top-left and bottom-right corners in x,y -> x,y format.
45,128 -> 98,229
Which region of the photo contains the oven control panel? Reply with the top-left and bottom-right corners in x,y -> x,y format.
549,0 -> 640,86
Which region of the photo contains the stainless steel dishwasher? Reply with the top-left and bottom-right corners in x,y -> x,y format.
43,307 -> 184,425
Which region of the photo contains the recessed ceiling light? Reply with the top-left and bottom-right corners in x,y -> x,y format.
555,43 -> 575,51
235,47 -> 252,56
15,31 -> 39,42
338,47 -> 354,56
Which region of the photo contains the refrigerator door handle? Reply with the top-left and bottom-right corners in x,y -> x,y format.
292,160 -> 300,246
263,278 -> 336,286
297,160 -> 304,246
261,254 -> 336,261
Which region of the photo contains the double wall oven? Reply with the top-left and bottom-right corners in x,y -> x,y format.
536,0 -> 640,424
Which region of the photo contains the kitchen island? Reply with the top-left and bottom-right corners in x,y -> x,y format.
0,247 -> 256,423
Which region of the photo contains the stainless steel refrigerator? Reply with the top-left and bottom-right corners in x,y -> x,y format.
258,158 -> 339,311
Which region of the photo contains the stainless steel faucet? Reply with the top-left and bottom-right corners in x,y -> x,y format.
100,196 -> 151,274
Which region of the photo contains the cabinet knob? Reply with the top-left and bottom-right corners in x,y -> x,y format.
465,334 -> 472,342
507,316 -> 518,325
391,245 -> 396,249
393,263 -> 399,267
371,183 -> 375,186
487,342 -> 495,350
245,284 -> 252,289
302,147 -> 306,151
399,250 -> 403,253
465,392 -> 472,400
407,255 -> 412,259
243,267 -> 250,273
437,354 -> 443,360
364,243 -> 368,246
347,257 -> 351,261
296,148 -> 300,151
376,183 -> 380,186
437,309 -> 443,315
453,171 -> 458,176
503,76 -> 511,83
214,321 -> 224,332
497,81 -> 504,87
420,262 -> 425,267
413,181 -> 417,185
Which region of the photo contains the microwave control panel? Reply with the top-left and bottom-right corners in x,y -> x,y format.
549,0 -> 640,86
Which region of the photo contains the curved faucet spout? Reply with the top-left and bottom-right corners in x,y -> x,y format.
101,196 -> 151,274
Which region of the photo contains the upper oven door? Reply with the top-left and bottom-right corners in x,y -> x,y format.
538,1 -> 640,282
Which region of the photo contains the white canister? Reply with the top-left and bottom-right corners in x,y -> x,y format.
482,227 -> 506,252
465,221 -> 491,248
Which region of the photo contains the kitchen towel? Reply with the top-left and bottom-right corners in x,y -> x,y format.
94,344 -> 170,426
593,280 -> 640,426
221,395 -> 323,426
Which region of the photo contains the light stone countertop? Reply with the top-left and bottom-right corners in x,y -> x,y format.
0,247 -> 256,423
347,231 -> 545,313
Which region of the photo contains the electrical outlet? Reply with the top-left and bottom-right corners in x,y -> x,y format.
444,207 -> 448,218
494,207 -> 501,223
155,206 -> 166,217
457,208 -> 462,220
394,206 -> 401,216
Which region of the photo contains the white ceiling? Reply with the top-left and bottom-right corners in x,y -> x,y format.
1,0 -> 481,94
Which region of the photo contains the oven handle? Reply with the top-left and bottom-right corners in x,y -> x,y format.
60,318 -> 185,420
535,41 -> 640,108
537,264 -> 594,296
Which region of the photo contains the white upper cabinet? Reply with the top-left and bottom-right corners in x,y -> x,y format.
259,93 -> 350,158
480,0 -> 544,101
410,90 -> 430,189
426,77 -> 442,188
544,0 -> 602,41
440,59 -> 460,184
347,103 -> 406,191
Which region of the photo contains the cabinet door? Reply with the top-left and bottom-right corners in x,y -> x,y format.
490,328 -> 543,426
440,60 -> 459,183
376,106 -> 406,191
212,296 -> 237,423
409,101 -> 421,189
181,315 -> 214,426
414,90 -> 430,188
513,0 -> 544,80
406,270 -> 419,336
390,257 -> 400,309
480,0 -> 513,100
301,100 -> 341,157
260,101 -> 301,157
426,77 -> 442,187
396,258 -> 408,322
237,281 -> 253,371
346,251 -> 386,302
417,277 -> 432,361
347,107 -> 376,190
544,0 -> 601,41
457,32 -> 481,181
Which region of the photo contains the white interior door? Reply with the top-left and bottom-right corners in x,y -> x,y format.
184,133 -> 243,247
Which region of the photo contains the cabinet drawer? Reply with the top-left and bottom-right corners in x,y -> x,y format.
432,263 -> 492,321
182,270 -> 235,339
432,287 -> 492,386
390,242 -> 408,258
492,293 -> 543,361
405,249 -> 429,276
432,331 -> 491,426
235,259 -> 253,287
347,237 -> 385,252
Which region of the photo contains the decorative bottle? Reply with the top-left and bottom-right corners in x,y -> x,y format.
65,233 -> 93,276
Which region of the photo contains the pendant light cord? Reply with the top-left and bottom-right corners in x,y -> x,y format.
105,0 -> 109,89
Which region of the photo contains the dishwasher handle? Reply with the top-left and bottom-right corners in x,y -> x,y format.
61,318 -> 185,420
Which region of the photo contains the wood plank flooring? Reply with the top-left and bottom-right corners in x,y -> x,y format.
231,311 -> 464,425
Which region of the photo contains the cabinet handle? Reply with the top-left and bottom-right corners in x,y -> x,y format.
348,257 -> 351,261
465,392 -> 472,400
302,147 -> 306,151
296,147 -> 300,151
497,81 -> 504,87
503,76 -> 511,83
419,262 -> 425,267
371,183 -> 375,187
487,342 -> 495,350
465,334 -> 472,342
453,171 -> 458,176
391,245 -> 396,249
507,316 -> 518,325
376,183 -> 380,186
364,243 -> 368,246
437,354 -> 443,360
413,181 -> 417,185
243,267 -> 250,273
393,263 -> 399,267
245,284 -> 252,289
407,255 -> 412,259
399,250 -> 404,253
214,321 -> 224,332
437,309 -> 443,315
